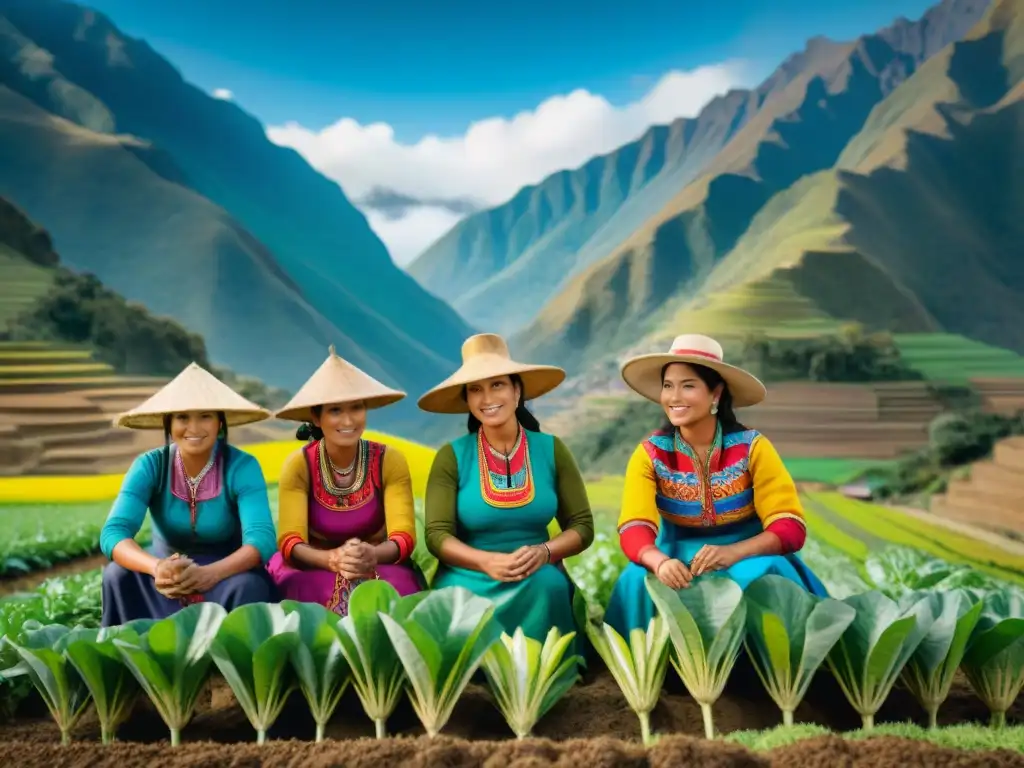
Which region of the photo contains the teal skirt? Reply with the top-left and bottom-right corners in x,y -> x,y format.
603,517 -> 828,637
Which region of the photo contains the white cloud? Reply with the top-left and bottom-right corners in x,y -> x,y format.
212,88 -> 233,100
364,205 -> 465,267
266,60 -> 748,263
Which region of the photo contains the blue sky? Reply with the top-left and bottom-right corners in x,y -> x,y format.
84,0 -> 939,142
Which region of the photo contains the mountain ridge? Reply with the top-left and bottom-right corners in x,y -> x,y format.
407,0 -> 988,341
509,0 -> 993,377
0,0 -> 476,438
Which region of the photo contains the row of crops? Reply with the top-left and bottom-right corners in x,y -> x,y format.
0,572 -> 1021,748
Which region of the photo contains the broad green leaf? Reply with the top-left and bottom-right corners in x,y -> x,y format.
645,575 -> 746,738
280,600 -> 350,742
5,623 -> 92,744
481,626 -> 582,739
961,589 -> 1024,728
209,602 -> 300,743
826,590 -> 935,728
64,620 -> 154,743
585,614 -> 668,744
334,580 -> 408,737
114,602 -> 227,745
898,590 -> 984,728
743,575 -> 856,726
379,586 -> 502,737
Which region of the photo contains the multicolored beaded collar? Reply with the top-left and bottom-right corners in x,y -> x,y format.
477,426 -> 535,508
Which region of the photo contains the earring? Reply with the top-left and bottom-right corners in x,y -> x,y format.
711,401 -> 719,415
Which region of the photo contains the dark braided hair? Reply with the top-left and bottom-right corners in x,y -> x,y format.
660,362 -> 748,435
296,405 -> 324,442
462,373 -> 542,433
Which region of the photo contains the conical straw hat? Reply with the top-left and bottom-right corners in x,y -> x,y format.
274,345 -> 406,422
620,333 -> 766,407
115,362 -> 272,429
417,333 -> 565,415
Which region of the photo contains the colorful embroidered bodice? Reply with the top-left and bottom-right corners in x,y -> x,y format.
476,426 -> 535,508
642,425 -> 760,529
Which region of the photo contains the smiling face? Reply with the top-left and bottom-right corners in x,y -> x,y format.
313,400 -> 367,450
169,411 -> 221,459
660,362 -> 723,430
465,375 -> 520,430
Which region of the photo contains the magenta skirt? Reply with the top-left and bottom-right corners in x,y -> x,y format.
266,552 -> 424,616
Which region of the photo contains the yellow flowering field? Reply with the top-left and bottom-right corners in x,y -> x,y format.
0,431 -> 438,504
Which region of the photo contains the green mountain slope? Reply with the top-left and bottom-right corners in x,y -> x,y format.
409,0 -> 990,338
511,0 -> 991,375
0,0 -> 474,435
647,0 -> 1024,357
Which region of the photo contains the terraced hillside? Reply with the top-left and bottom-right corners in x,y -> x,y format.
0,245 -> 51,329
930,435 -> 1024,536
0,342 -> 293,476
0,342 -> 163,475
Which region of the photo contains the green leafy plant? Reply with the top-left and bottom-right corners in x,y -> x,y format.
209,602 -> 300,744
743,575 -> 857,726
64,619 -> 156,744
645,576 -> 747,738
113,602 -> 227,746
586,614 -> 669,744
826,590 -> 936,729
481,626 -> 581,739
280,600 -> 351,742
334,580 -> 424,738
0,624 -> 93,744
899,590 -> 984,729
960,589 -> 1024,729
379,585 -> 502,737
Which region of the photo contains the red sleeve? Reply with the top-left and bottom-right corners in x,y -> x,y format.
766,518 -> 806,554
620,525 -> 657,564
389,531 -> 414,563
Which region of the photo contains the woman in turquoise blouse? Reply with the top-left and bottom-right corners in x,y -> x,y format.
419,333 -> 594,646
100,363 -> 279,627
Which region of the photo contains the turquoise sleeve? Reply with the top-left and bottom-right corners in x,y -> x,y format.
230,450 -> 278,564
99,450 -> 159,559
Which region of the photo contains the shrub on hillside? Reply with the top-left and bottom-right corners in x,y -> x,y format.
10,269 -> 210,376
875,408 -> 1024,500
740,326 -> 921,383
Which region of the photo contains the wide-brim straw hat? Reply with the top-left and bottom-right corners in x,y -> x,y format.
114,362 -> 272,429
417,333 -> 566,415
274,345 -> 406,422
620,334 -> 767,407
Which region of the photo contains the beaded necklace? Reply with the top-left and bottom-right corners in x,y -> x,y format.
177,447 -> 217,531
317,439 -> 368,501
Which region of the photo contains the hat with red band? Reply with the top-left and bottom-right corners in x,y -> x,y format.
619,334 -> 766,407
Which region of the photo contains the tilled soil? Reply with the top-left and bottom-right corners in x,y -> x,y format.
0,656 -> 1020,765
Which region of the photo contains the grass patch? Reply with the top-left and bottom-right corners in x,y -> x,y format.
806,491 -> 1024,582
784,457 -> 894,485
894,333 -> 1024,383
725,722 -> 1024,751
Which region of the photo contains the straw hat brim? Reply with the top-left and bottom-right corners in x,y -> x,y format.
114,363 -> 272,430
116,408 -> 272,430
417,357 -> 566,415
275,392 -> 406,423
272,346 -> 408,423
621,353 -> 767,408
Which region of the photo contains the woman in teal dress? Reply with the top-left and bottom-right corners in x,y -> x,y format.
419,333 -> 594,645
99,363 -> 279,627
603,334 -> 829,637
